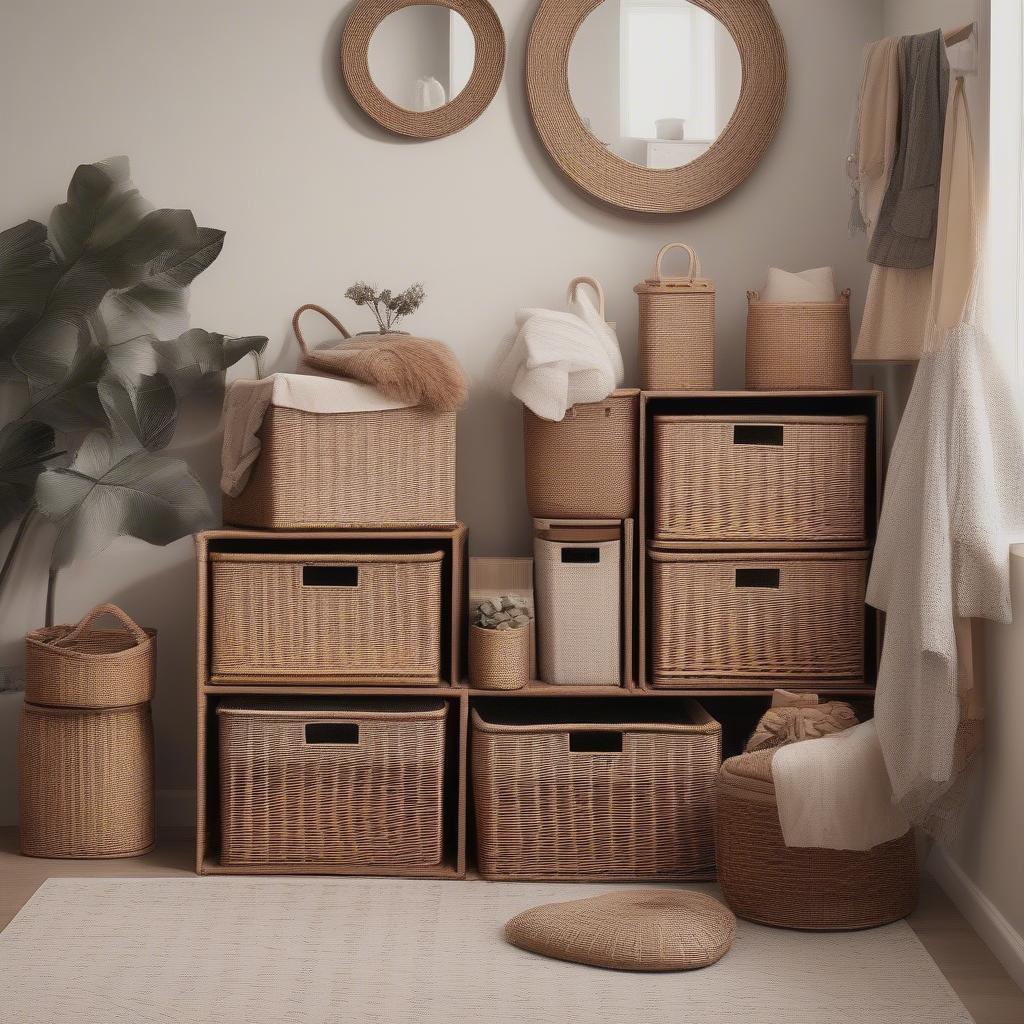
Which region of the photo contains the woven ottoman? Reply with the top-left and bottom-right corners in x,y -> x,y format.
716,748 -> 919,930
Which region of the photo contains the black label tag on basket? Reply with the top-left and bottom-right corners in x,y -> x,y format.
561,547 -> 600,564
302,565 -> 358,587
305,723 -> 359,744
735,568 -> 780,588
733,425 -> 784,446
569,731 -> 623,753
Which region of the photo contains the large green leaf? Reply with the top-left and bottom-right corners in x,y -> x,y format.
0,420 -> 60,529
35,430 -> 213,566
97,371 -> 178,451
0,220 -> 62,366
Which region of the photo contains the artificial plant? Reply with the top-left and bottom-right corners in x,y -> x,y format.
344,281 -> 426,334
0,157 -> 267,627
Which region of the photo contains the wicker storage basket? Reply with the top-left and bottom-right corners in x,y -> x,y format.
472,700 -> 721,880
19,702 -> 154,858
218,698 -> 447,867
221,404 -> 456,530
716,749 -> 918,929
648,549 -> 868,686
746,290 -> 853,390
523,389 -> 638,519
209,551 -> 444,682
469,625 -> 530,690
25,603 -> 155,708
652,415 -> 868,544
634,243 -> 715,390
534,528 -> 620,686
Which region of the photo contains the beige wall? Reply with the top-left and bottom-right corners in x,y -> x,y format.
0,0 -> 882,822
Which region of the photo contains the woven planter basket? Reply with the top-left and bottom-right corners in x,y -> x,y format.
635,243 -> 715,390
648,549 -> 868,685
716,749 -> 918,929
19,702 -> 154,859
745,290 -> 853,390
209,551 -> 444,682
25,603 -> 155,708
218,699 -> 447,867
472,700 -> 721,880
652,415 -> 868,544
469,625 -> 530,690
523,389 -> 638,519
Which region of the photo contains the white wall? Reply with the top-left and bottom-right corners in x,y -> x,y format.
0,0 -> 883,824
368,5 -> 452,109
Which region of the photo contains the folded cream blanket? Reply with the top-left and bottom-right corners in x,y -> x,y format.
220,373 -> 411,497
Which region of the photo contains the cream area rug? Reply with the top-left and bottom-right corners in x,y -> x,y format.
0,878 -> 973,1024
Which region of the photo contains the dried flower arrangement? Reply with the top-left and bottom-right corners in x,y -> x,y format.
474,594 -> 532,631
344,281 -> 426,335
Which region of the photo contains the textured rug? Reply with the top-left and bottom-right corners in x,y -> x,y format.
0,878 -> 973,1024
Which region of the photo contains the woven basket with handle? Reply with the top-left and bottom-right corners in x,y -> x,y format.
634,243 -> 715,390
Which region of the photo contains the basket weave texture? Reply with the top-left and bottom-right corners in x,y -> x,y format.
221,404 -> 456,530
19,702 -> 154,858
469,625 -> 530,690
218,699 -> 447,867
746,290 -> 853,390
648,550 -> 868,685
716,749 -> 918,929
652,415 -> 868,543
472,701 -> 721,880
523,389 -> 638,518
209,551 -> 443,681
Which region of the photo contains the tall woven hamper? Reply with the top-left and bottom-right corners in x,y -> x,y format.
534,527 -> 620,686
634,243 -> 715,390
20,603 -> 156,858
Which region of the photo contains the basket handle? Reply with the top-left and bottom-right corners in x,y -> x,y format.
292,303 -> 352,357
53,603 -> 149,647
567,276 -> 606,320
654,242 -> 701,283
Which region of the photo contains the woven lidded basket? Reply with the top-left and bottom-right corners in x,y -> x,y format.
523,389 -> 638,518
209,551 -> 444,682
25,603 -> 155,708
648,549 -> 868,686
469,625 -> 530,690
472,700 -> 721,880
652,415 -> 868,544
218,698 -> 447,867
746,289 -> 853,390
635,243 -> 715,390
19,702 -> 154,858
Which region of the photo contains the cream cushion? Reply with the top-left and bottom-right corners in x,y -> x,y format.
761,266 -> 838,302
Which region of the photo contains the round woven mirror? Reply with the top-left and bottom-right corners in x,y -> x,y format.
342,0 -> 505,139
527,0 -> 786,213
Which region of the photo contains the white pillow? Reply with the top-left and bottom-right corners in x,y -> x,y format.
760,266 -> 838,302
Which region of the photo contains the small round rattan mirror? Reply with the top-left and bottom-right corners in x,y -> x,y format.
342,0 -> 505,139
526,0 -> 786,213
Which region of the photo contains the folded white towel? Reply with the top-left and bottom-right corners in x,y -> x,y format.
760,266 -> 838,302
220,373 -> 412,497
771,719 -> 911,851
497,288 -> 624,422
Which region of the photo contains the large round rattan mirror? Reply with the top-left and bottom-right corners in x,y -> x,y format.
527,0 -> 786,213
342,0 -> 505,139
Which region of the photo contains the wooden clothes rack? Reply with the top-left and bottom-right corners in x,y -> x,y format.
943,23 -> 975,47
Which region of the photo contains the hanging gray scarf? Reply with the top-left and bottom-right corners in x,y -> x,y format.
867,29 -> 949,269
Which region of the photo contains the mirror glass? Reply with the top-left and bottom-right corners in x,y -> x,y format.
368,6 -> 476,111
568,0 -> 742,169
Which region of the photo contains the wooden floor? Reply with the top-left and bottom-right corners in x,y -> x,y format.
1,828 -> 1022,1023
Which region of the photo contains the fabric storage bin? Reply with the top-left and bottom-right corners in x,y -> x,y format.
534,527 -> 620,686
209,550 -> 444,682
222,404 -> 456,530
472,700 -> 721,880
218,699 -> 447,867
634,243 -> 715,390
523,389 -> 638,519
746,290 -> 853,390
648,549 -> 868,685
19,702 -> 154,858
652,415 -> 868,544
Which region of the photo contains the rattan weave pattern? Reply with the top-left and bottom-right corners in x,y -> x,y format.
218,700 -> 447,867
468,624 -> 530,690
472,702 -> 721,880
652,415 -> 868,543
746,291 -> 853,390
221,404 -> 457,530
209,551 -> 444,681
648,550 -> 868,684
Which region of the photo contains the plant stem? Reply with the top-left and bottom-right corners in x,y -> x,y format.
0,509 -> 34,595
45,568 -> 58,627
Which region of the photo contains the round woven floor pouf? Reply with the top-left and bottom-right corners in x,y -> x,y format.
505,890 -> 735,971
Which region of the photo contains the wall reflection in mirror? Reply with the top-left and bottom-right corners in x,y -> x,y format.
368,5 -> 476,111
569,0 -> 742,169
